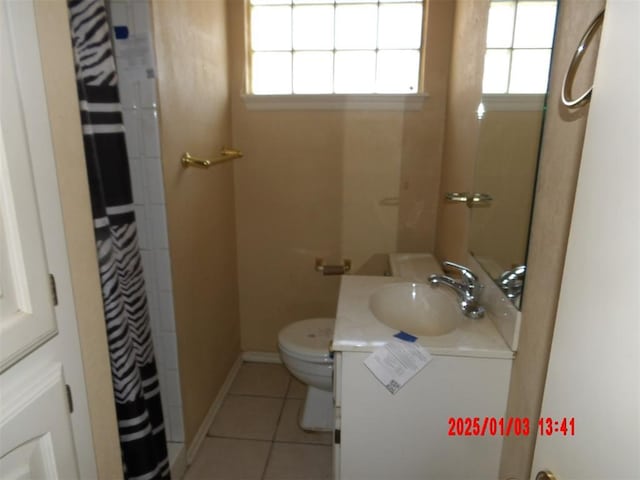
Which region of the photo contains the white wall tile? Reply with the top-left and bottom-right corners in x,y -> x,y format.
134,205 -> 149,249
165,369 -> 183,407
132,0 -> 151,35
147,290 -> 161,336
140,250 -> 157,293
122,109 -> 142,158
109,1 -> 130,27
150,205 -> 170,249
118,81 -> 139,110
141,109 -> 161,157
154,249 -> 173,291
169,407 -> 185,442
152,332 -> 164,367
161,334 -> 179,370
158,291 -> 176,333
139,79 -> 157,108
162,403 -> 173,441
129,157 -> 146,205
144,156 -> 165,204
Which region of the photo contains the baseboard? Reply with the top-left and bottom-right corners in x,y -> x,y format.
241,351 -> 282,364
186,354 -> 243,465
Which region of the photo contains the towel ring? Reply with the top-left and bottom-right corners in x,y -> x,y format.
561,10 -> 605,108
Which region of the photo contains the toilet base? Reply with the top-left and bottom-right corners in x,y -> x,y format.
299,386 -> 334,432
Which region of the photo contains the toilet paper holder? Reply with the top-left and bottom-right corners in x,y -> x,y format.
315,258 -> 351,275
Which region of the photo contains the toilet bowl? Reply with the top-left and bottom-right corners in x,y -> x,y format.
278,318 -> 334,431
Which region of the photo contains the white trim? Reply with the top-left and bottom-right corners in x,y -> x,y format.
241,351 -> 282,364
481,93 -> 545,111
168,442 -> 186,480
242,93 -> 428,111
186,354 -> 243,465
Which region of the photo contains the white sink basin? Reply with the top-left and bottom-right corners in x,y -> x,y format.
369,282 -> 461,336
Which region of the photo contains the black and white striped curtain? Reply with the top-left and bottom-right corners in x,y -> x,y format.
67,1 -> 170,478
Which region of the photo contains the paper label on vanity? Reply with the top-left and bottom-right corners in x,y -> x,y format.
364,339 -> 432,394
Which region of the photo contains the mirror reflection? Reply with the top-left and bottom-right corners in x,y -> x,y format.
469,0 -> 559,309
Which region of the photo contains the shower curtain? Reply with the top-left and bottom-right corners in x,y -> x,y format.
67,0 -> 170,478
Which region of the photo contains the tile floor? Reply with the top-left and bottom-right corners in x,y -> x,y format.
184,363 -> 333,480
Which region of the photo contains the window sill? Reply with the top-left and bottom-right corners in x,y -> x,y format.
241,93 -> 429,111
481,94 -> 546,111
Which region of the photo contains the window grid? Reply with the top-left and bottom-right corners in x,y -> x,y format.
249,0 -> 424,95
483,0 -> 557,94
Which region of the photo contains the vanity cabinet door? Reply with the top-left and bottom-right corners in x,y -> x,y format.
338,352 -> 511,480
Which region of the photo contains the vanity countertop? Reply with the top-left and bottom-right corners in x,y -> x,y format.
332,275 -> 513,359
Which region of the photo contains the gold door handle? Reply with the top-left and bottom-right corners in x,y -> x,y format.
536,470 -> 558,480
181,147 -> 243,168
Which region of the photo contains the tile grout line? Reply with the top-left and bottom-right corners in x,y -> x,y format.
261,375 -> 291,480
206,432 -> 331,447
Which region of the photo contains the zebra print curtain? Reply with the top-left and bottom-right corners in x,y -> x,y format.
67,1 -> 170,478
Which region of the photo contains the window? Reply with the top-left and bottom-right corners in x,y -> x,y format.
248,0 -> 424,95
482,0 -> 557,94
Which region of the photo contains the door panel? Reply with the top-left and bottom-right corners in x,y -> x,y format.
0,0 -> 57,371
531,1 -> 640,478
0,0 -> 97,476
0,364 -> 79,480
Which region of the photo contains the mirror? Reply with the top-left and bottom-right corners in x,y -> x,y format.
469,0 -> 560,309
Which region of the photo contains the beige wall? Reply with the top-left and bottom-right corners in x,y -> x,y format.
228,0 -> 455,353
151,0 -> 241,448
34,1 -> 122,478
499,1 -> 605,478
435,0 -> 489,264
470,109 -> 543,271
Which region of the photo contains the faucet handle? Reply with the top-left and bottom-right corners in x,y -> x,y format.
441,261 -> 479,285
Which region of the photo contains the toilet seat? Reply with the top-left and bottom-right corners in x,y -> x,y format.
278,318 -> 333,363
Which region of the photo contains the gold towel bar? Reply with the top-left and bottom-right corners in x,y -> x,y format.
181,148 -> 243,168
445,192 -> 493,207
315,258 -> 351,276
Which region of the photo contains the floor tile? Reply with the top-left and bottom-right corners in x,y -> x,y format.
209,395 -> 284,440
229,363 -> 290,398
184,437 -> 271,480
286,377 -> 307,399
264,443 -> 333,480
275,399 -> 332,445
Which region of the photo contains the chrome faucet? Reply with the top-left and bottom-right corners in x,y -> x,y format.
499,265 -> 526,300
428,261 -> 485,319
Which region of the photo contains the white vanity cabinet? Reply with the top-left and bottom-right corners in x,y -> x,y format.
333,351 -> 512,480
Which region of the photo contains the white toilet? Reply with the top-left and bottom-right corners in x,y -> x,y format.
278,317 -> 334,431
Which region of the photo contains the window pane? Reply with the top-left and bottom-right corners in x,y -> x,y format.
376,50 -> 420,93
251,7 -> 291,51
335,5 -> 377,50
513,1 -> 557,48
293,52 -> 334,93
509,49 -> 551,93
486,1 -> 515,48
293,6 -> 334,50
252,52 -> 292,93
378,4 -> 423,49
334,51 -> 376,93
482,49 -> 510,93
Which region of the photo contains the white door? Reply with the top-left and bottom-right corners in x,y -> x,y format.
0,1 -> 98,478
531,1 -> 640,479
